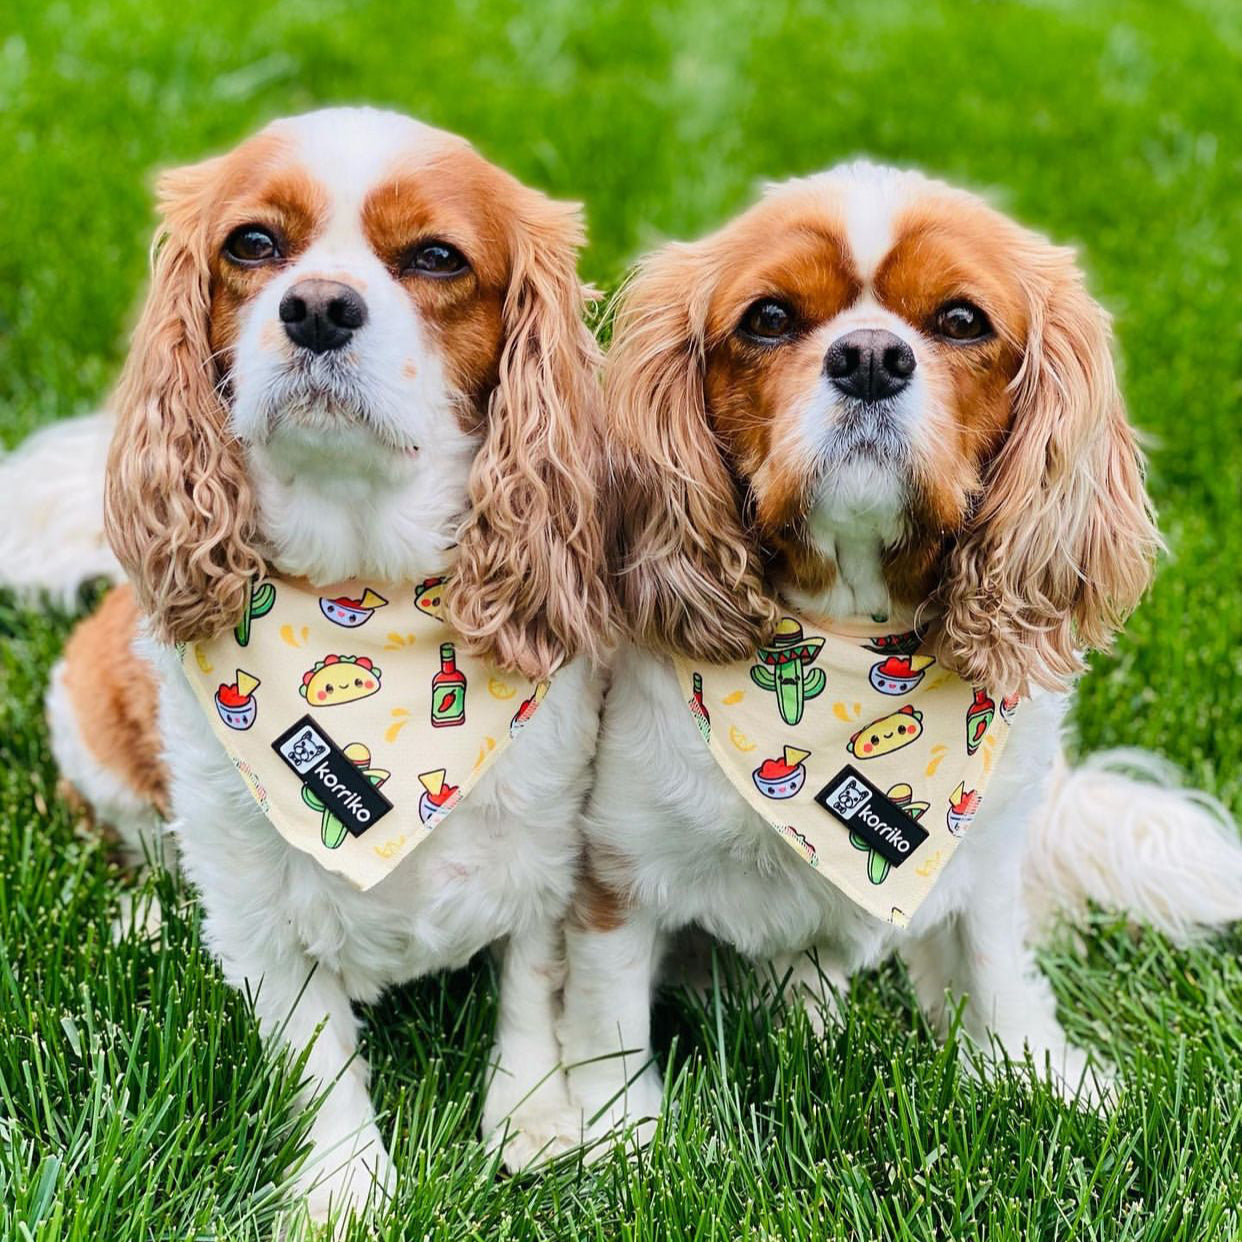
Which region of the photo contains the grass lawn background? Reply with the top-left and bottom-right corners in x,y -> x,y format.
2,0 -> 1240,1237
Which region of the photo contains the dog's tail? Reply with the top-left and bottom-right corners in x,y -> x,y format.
0,411 -> 120,605
1025,748 -> 1242,946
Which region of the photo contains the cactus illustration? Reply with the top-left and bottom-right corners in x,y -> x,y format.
301,742 -> 389,849
850,783 -> 929,884
750,618 -> 826,726
234,579 -> 276,647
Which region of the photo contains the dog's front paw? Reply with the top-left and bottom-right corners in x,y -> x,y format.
570,1061 -> 664,1160
482,1042 -> 578,1172
485,1104 -> 585,1172
1033,1042 -> 1115,1111
298,1126 -> 395,1235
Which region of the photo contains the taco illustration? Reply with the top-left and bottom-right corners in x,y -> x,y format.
860,630 -> 923,657
300,655 -> 382,706
868,653 -> 935,696
752,746 -> 811,800
750,618 -> 826,726
417,768 -> 460,825
302,742 -> 390,849
850,782 -> 929,884
319,589 -> 388,628
847,705 -> 923,758
946,782 -> 981,836
999,692 -> 1020,723
965,689 -> 995,755
414,577 -> 447,620
215,670 -> 260,730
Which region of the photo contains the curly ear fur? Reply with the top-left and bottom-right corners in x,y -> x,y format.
938,239 -> 1160,694
105,157 -> 265,644
447,190 -> 612,679
605,243 -> 778,661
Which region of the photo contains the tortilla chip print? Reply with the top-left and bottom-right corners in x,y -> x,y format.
319,589 -> 388,628
946,783 -> 981,836
417,768 -> 461,824
869,653 -> 934,695
752,746 -> 811,799
216,670 -> 260,730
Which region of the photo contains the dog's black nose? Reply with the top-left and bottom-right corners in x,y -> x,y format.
279,280 -> 368,353
825,329 -> 916,403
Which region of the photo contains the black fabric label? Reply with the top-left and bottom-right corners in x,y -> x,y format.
271,715 -> 392,838
814,765 -> 928,866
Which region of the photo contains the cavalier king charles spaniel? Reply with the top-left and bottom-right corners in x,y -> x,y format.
557,160 -> 1179,1144
41,107 -> 609,1224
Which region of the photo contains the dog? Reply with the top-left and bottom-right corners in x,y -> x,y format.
34,106 -> 610,1225
555,160 -> 1242,1145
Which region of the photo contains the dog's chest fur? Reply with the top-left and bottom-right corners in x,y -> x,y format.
589,646 -> 1066,970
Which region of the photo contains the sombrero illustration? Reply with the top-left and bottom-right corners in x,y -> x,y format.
860,630 -> 924,657
758,618 -> 825,665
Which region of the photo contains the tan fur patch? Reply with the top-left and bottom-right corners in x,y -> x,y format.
60,585 -> 168,814
361,149 -> 517,408
570,855 -> 632,932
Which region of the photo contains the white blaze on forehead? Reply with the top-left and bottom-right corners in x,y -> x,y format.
790,160 -> 930,285
267,107 -> 467,238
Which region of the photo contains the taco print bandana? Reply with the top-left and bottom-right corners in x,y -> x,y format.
673,615 -> 1018,926
177,574 -> 551,890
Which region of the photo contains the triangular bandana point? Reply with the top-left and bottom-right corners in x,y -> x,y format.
179,574 -> 550,890
674,614 -> 1014,924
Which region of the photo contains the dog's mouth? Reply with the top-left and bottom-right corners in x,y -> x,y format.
826,399 -> 908,462
246,365 -> 421,458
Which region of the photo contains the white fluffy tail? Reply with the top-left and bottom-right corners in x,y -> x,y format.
1026,748 -> 1242,946
0,411 -> 119,605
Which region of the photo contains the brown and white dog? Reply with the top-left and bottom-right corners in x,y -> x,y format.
5,136 -> 1242,1206
555,161 -> 1242,1145
37,107 -> 609,1225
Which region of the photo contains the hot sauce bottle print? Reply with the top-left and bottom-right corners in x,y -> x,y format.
431,642 -> 467,727
688,672 -> 711,741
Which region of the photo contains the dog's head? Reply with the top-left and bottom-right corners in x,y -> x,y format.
106,107 -> 607,678
607,161 -> 1159,693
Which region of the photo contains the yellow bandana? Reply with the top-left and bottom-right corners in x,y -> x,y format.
673,615 -> 1018,926
177,575 -> 550,890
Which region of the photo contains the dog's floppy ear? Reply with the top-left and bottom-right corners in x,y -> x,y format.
105,156 -> 265,643
447,187 -> 611,679
938,237 -> 1160,694
605,241 -> 778,662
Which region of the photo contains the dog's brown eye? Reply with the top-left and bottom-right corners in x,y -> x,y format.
740,299 -> 795,342
225,225 -> 280,266
934,300 -> 992,342
406,241 -> 469,278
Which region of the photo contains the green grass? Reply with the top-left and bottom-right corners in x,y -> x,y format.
2,0 -> 1240,1236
